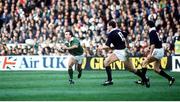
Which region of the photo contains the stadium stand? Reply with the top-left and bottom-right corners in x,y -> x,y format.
0,0 -> 179,57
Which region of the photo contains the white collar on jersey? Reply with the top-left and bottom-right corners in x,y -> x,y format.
66,37 -> 74,42
69,37 -> 74,42
149,27 -> 156,32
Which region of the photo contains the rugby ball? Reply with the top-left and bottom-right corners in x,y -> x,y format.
25,39 -> 35,45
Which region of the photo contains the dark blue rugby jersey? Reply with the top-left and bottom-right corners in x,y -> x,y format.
149,30 -> 162,48
105,29 -> 127,49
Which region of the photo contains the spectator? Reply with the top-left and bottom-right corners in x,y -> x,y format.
0,0 -> 179,57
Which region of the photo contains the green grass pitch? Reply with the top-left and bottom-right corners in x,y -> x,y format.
0,70 -> 179,101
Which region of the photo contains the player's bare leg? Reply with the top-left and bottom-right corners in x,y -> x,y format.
124,59 -> 148,87
102,53 -> 118,86
135,57 -> 156,85
136,56 -> 175,86
153,60 -> 175,86
134,57 -> 157,87
142,57 -> 157,75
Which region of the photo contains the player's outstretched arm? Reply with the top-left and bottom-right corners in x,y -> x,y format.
62,45 -> 78,50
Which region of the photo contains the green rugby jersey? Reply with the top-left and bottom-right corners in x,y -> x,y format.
65,37 -> 83,56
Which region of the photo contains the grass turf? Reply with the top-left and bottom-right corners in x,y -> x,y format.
0,70 -> 179,101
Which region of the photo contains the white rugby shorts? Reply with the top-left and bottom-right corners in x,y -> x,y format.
113,49 -> 128,61
152,48 -> 164,59
70,55 -> 84,64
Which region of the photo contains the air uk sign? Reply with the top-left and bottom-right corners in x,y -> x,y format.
0,56 -> 69,71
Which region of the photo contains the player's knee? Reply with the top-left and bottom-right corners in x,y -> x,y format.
68,64 -> 74,69
104,63 -> 108,67
104,60 -> 109,67
125,63 -> 135,72
141,63 -> 146,68
154,68 -> 161,73
68,66 -> 72,69
78,64 -> 81,67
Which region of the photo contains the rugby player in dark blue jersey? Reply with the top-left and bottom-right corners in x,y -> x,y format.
99,21 -> 149,86
136,21 -> 175,87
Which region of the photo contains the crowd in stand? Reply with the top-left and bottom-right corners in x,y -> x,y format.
0,0 -> 179,57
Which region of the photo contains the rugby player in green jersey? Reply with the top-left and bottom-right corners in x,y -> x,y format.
62,30 -> 84,84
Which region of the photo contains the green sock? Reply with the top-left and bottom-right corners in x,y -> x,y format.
68,69 -> 73,79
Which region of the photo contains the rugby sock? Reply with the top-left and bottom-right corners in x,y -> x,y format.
159,70 -> 172,80
135,69 -> 142,77
135,69 -> 146,81
142,67 -> 147,76
77,65 -> 82,78
105,66 -> 112,81
77,66 -> 82,73
68,69 -> 73,79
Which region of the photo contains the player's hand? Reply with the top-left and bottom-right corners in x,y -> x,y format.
56,46 -> 64,52
62,46 -> 68,50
